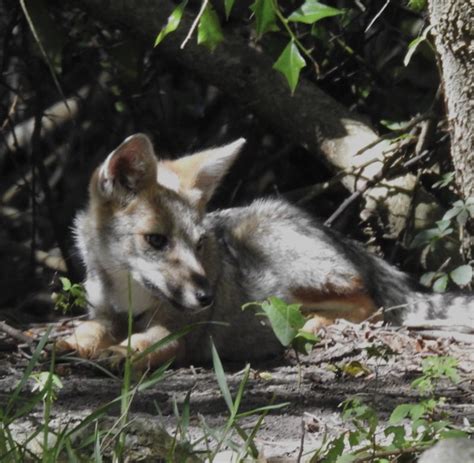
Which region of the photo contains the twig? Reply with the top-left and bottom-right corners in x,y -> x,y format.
180,0 -> 208,49
351,443 -> 431,463
324,151 -> 401,227
19,0 -> 71,114
354,113 -> 432,157
324,130 -> 434,228
364,0 -> 391,33
296,419 -> 305,463
0,321 -> 33,345
2,153 -> 56,203
0,94 -> 18,131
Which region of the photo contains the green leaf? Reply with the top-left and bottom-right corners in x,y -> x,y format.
433,172 -> 455,189
288,1 -> 343,24
409,228 -> 439,248
273,41 -> 306,94
337,454 -> 357,463
433,274 -> 448,293
224,0 -> 235,20
211,339 -> 233,412
293,329 -> 318,354
340,360 -> 371,378
404,25 -> 432,67
380,119 -> 408,131
450,265 -> 473,286
154,1 -> 187,47
251,0 -> 277,38
197,4 -> 224,51
260,297 -> 303,346
389,404 -> 412,424
440,429 -> 469,439
404,37 -> 424,67
408,0 -> 427,12
384,425 -> 406,448
420,272 -> 436,288
60,277 -> 72,291
408,403 -> 426,422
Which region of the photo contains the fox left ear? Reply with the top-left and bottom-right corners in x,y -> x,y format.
162,138 -> 246,210
96,133 -> 157,200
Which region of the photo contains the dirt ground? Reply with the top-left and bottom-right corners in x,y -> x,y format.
1,321 -> 473,461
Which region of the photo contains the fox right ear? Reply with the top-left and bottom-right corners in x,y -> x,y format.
95,133 -> 157,200
161,138 -> 245,211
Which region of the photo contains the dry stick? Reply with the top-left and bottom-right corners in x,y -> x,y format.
324,143 -> 432,228
180,0 -> 208,49
353,113 -> 433,157
324,152 -> 400,227
351,443 -> 431,463
0,94 -> 18,131
0,321 -> 33,345
296,419 -> 305,463
289,158 -> 382,205
30,88 -> 78,279
2,153 -> 56,203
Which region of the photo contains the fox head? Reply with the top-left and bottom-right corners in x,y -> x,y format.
86,133 -> 245,312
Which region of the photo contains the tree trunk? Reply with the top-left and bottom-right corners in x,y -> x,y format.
428,0 -> 474,200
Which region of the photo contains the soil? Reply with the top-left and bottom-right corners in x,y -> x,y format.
0,321 -> 473,462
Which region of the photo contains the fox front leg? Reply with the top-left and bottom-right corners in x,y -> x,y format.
56,319 -> 117,358
99,325 -> 185,372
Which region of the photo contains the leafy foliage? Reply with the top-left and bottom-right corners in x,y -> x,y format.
243,296 -> 318,354
288,1 -> 343,25
273,40 -> 306,94
197,4 -> 224,51
311,356 -> 470,462
154,0 -> 187,46
412,196 -> 474,291
52,277 -> 87,313
155,0 -> 344,92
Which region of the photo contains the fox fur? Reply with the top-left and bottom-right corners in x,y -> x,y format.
58,134 -> 474,368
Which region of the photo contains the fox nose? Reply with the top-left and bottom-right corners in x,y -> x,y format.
195,288 -> 214,307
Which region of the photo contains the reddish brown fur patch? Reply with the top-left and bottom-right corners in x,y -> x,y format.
291,283 -> 380,327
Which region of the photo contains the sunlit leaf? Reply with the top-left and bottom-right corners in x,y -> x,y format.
154,1 -> 187,47
433,274 -> 448,293
288,0 -> 343,24
197,4 -> 224,51
211,339 -> 233,412
450,265 -> 473,286
273,41 -> 306,94
407,0 -> 427,12
404,25 -> 432,66
224,0 -> 235,20
251,0 -> 278,38
389,404 -> 412,424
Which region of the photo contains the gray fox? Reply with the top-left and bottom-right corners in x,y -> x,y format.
58,134 -> 474,368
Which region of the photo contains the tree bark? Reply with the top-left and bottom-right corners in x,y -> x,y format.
68,0 -> 424,237
428,0 -> 474,200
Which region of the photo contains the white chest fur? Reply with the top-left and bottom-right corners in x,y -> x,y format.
108,270 -> 155,315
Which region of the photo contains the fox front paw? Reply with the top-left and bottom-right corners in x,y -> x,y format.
55,320 -> 116,359
98,334 -> 184,372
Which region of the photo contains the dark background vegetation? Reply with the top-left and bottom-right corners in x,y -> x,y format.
0,0 -> 465,324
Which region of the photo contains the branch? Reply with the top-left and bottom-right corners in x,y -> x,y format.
0,321 -> 33,345
65,0 -> 435,236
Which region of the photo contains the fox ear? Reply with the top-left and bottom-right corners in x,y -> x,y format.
162,138 -> 245,210
96,133 -> 157,200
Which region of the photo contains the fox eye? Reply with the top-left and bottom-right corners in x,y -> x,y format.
144,233 -> 168,251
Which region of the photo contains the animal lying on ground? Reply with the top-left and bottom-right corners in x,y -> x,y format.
58,134 -> 474,368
